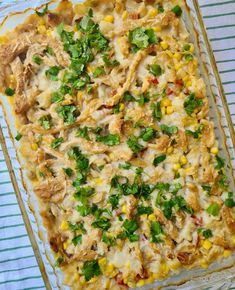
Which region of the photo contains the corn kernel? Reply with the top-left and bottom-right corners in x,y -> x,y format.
46,29 -> 52,36
119,103 -> 125,111
202,240 -> 212,250
122,205 -> 127,214
109,153 -> 114,159
106,264 -> 114,272
60,221 -> 69,231
223,250 -> 232,258
160,41 -> 169,50
148,214 -> 156,221
210,147 -> 218,154
0,35 -> 8,44
63,240 -> 70,250
38,18 -> 45,25
174,63 -> 182,71
189,45 -> 194,53
38,25 -> 46,34
31,143 -> 38,151
193,59 -> 198,67
200,260 -> 208,269
186,80 -> 192,87
88,277 -> 98,283
74,272 -> 80,281
95,178 -> 102,185
149,8 -> 158,17
161,98 -> 172,107
173,163 -> 181,171
104,15 -> 114,23
98,257 -> 107,267
153,26 -> 162,32
137,279 -> 145,287
183,75 -> 189,82
161,107 -> 166,115
166,50 -> 173,57
122,11 -> 128,20
166,106 -> 174,115
167,146 -> 174,154
160,263 -> 169,275
173,52 -> 182,61
180,156 -> 188,165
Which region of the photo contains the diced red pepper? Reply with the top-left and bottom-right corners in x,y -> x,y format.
111,89 -> 117,96
166,87 -> 173,95
150,78 -> 159,85
175,79 -> 184,86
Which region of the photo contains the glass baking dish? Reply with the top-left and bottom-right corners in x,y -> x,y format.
0,0 -> 234,289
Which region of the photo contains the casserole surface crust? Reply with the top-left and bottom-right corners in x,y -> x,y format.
0,0 -> 234,289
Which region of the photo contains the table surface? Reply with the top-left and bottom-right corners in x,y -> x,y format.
0,0 -> 235,289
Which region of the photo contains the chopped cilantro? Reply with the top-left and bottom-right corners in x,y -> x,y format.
76,205 -> 91,216
51,92 -> 64,103
137,205 -> 153,215
102,54 -> 119,67
15,132 -> 22,141
185,53 -> 193,61
160,124 -> 178,136
123,91 -> 135,102
5,87 -> 15,96
92,217 -> 111,231
153,154 -> 166,166
93,66 -> 105,78
202,185 -> 212,196
128,27 -> 156,50
185,124 -> 204,139
202,229 -> 213,239
172,5 -> 182,17
96,133 -> 120,146
218,174 -> 229,190
123,219 -> 139,242
151,221 -> 163,243
224,192 -> 235,208
184,93 -> 203,116
35,3 -> 48,17
63,167 -> 73,177
32,55 -> 43,65
127,136 -> 144,153
45,66 -> 62,81
39,115 -> 51,130
55,256 -> 64,267
72,235 -> 82,246
51,137 -> 64,149
183,43 -> 191,51
149,64 -> 162,77
207,202 -> 220,216
215,155 -> 225,170
76,126 -> 90,140
136,94 -> 149,106
108,194 -> 120,209
118,162 -> 131,170
152,101 -> 162,121
56,105 -> 77,125
140,127 -> 157,142
81,260 -> 101,281
74,186 -> 95,204
102,233 -> 116,246
45,46 -> 54,55
157,4 -> 164,13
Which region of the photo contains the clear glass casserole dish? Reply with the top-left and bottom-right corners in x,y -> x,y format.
0,0 -> 234,289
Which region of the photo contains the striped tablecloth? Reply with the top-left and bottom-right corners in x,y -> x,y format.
0,0 -> 235,289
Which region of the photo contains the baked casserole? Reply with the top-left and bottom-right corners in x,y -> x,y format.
0,0 -> 234,289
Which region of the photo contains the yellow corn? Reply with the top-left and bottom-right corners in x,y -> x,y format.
180,156 -> 188,165
167,146 -> 174,154
160,263 -> 169,276
166,106 -> 174,115
38,25 -> 46,34
149,8 -> 158,17
106,264 -> 114,273
63,240 -> 70,250
31,143 -> 38,151
202,240 -> 212,250
223,250 -> 232,258
153,25 -> 162,32
98,257 -> 107,267
173,52 -> 182,61
60,221 -> 69,231
88,277 -> 98,284
122,205 -> 127,214
74,272 -> 80,281
38,18 -> 45,25
173,163 -> 181,171
193,59 -> 198,67
136,279 -> 145,287
169,259 -> 181,271
119,103 -> 125,111
200,260 -> 208,269
109,153 -> 114,160
104,15 -> 114,23
186,80 -> 192,87
160,41 -> 169,50
161,107 -> 166,115
95,178 -> 102,185
210,147 -> 218,154
174,63 -> 182,71
183,75 -> 189,82
122,11 -> 128,20
161,98 -> 172,107
148,214 -> 156,221
166,50 -> 173,57
0,35 -> 8,44
189,45 -> 194,53
46,29 -> 52,36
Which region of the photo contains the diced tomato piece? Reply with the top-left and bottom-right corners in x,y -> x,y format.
166,87 -> 173,95
175,79 -> 184,86
111,89 -> 117,96
191,215 -> 203,226
150,78 -> 159,85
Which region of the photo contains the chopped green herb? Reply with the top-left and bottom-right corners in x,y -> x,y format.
149,64 -> 162,77
45,46 -> 54,55
72,234 -> 82,246
81,260 -> 101,281
123,219 -> 139,242
127,136 -> 144,153
153,154 -> 166,166
92,217 -> 111,231
158,4 -> 164,13
137,205 -> 153,215
5,87 -> 15,96
218,174 -> 229,190
51,92 -> 64,103
56,105 -> 77,125
93,66 -> 105,78
76,205 -> 91,216
108,194 -> 120,209
96,133 -> 120,146
39,115 -> 51,130
123,91 -> 135,102
102,54 -> 119,67
215,155 -> 225,170
55,256 -> 64,267
185,124 -> 204,139
172,5 -> 182,17
202,229 -> 213,239
45,66 -> 61,81
151,221 -> 163,243
136,94 -> 149,106
102,233 -> 116,246
35,3 -> 48,17
15,132 -> 22,141
224,192 -> 235,208
76,126 -> 90,140
140,127 -> 157,142
128,27 -> 156,50
184,93 -> 203,116
160,124 -> 178,136
185,53 -> 193,61
118,162 -> 131,170
202,185 -> 212,196
63,167 -> 73,177
207,202 -> 220,216
152,101 -> 162,121
51,137 -> 64,149
183,43 -> 191,51
32,55 -> 43,65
